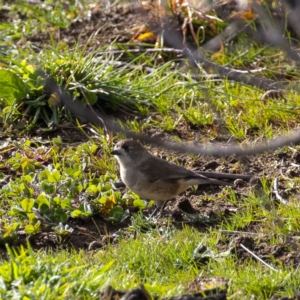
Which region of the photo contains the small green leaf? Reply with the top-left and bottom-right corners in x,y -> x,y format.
133,199 -> 147,209
86,185 -> 98,194
23,175 -> 33,183
53,207 -> 68,223
65,168 -> 75,176
108,206 -> 123,222
36,194 -> 50,208
25,224 -> 35,234
0,69 -> 27,104
72,155 -> 80,163
34,221 -> 41,230
41,181 -> 55,194
73,170 -> 82,179
12,163 -> 21,170
100,184 -> 113,192
61,199 -> 71,209
21,198 -> 34,212
47,170 -> 61,183
40,203 -> 50,214
11,206 -> 27,217
90,144 -> 98,153
53,137 -> 62,145
71,210 -> 83,217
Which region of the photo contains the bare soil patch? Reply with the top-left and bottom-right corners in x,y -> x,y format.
26,4 -> 147,51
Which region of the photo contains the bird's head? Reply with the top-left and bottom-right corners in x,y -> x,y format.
110,139 -> 150,167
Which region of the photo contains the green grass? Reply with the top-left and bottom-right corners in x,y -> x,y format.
1,0 -> 300,299
1,225 -> 300,298
2,40 -> 300,137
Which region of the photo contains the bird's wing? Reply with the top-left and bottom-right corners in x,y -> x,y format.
138,156 -> 208,183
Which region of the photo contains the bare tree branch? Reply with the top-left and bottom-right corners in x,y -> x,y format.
41,71 -> 300,157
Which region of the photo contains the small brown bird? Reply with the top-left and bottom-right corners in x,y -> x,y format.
111,139 -> 251,216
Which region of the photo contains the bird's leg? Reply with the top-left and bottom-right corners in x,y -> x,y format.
149,206 -> 159,218
150,200 -> 169,218
110,180 -> 126,189
157,200 -> 169,217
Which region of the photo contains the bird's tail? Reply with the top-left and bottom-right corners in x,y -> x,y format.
197,171 -> 252,181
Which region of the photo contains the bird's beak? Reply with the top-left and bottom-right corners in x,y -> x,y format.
110,150 -> 121,155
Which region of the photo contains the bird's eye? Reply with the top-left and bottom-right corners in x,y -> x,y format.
122,145 -> 130,152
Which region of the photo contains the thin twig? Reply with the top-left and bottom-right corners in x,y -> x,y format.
240,243 -> 278,272
273,178 -> 288,205
291,163 -> 300,168
279,169 -> 292,181
96,48 -> 183,56
220,230 -> 268,236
